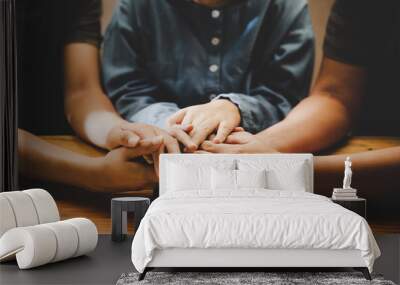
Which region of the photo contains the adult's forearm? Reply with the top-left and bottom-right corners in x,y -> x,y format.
256,94 -> 350,153
64,43 -> 125,150
315,147 -> 400,173
65,88 -> 125,150
18,129 -> 99,189
314,147 -> 400,198
256,58 -> 366,154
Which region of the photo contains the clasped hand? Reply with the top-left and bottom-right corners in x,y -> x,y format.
101,99 -> 266,179
167,99 -> 241,152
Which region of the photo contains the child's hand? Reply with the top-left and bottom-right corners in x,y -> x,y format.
167,99 -> 241,151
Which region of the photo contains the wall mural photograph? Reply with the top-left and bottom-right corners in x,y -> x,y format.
1,0 -> 399,284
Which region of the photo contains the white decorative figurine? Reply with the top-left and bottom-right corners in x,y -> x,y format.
343,156 -> 353,189
332,156 -> 358,199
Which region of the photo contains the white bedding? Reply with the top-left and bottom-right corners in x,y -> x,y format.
131,190 -> 380,273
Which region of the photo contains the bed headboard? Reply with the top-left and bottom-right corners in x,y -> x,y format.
159,154 -> 314,195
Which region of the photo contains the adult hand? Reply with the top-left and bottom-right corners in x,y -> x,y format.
91,136 -> 163,192
167,99 -> 241,151
106,121 -> 180,153
200,131 -> 279,154
106,121 -> 181,175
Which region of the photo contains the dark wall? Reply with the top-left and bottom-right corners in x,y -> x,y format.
1,0 -> 18,191
16,0 -> 72,135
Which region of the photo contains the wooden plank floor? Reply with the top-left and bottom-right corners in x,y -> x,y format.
40,135 -> 400,235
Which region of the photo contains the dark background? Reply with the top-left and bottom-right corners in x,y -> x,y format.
1,0 -> 18,192
16,0 -> 73,135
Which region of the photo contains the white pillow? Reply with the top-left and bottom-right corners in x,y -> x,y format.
266,168 -> 306,191
211,169 -> 267,190
167,160 -> 235,192
236,169 -> 267,189
238,160 -> 307,191
167,162 -> 210,191
211,168 -> 236,190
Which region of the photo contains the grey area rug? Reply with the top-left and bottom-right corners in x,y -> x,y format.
117,272 -> 395,285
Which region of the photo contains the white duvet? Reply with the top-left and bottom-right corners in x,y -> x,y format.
131,190 -> 380,273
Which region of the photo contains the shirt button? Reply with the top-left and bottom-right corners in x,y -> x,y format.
211,37 -> 220,46
211,10 -> 220,18
209,94 -> 217,100
209,64 -> 219,72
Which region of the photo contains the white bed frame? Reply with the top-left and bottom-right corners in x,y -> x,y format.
148,248 -> 366,267
140,154 -> 371,280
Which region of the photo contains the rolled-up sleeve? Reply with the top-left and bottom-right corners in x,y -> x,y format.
128,102 -> 180,129
213,91 -> 289,134
101,0 -> 179,129
215,5 -> 314,134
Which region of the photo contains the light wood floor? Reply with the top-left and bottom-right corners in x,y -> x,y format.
40,136 -> 400,235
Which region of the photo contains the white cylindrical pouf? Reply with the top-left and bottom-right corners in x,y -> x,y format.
64,218 -> 98,257
43,221 -> 79,263
1,192 -> 39,227
0,190 -> 98,269
0,226 -> 57,269
23,189 -> 60,223
0,196 -> 17,237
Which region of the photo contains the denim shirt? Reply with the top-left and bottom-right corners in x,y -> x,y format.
102,0 -> 314,133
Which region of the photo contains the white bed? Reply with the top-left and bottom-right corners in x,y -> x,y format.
131,154 -> 380,280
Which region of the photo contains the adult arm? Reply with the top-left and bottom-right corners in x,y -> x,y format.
18,129 -> 160,192
246,0 -> 371,153
64,44 -> 181,154
254,57 -> 366,153
63,0 -> 127,149
63,0 -> 142,150
64,0 -> 178,152
314,147 -> 400,202
64,43 -> 128,150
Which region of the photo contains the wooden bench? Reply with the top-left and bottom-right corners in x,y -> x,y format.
40,136 -> 400,234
